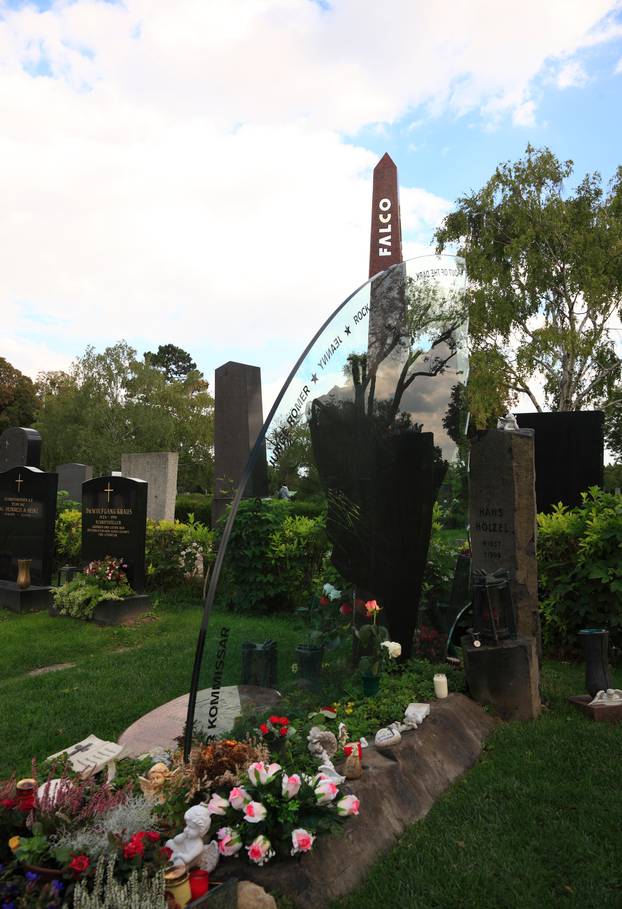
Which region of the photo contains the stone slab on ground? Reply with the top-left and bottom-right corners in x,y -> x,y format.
217,694 -> 496,908
569,695 -> 622,724
118,686 -> 281,756
0,581 -> 52,613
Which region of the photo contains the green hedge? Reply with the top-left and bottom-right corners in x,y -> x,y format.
175,493 -> 213,526
218,498 -> 327,613
537,488 -> 622,653
53,511 -> 214,591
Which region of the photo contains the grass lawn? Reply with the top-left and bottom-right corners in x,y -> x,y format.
0,589 -> 303,776
2,592 -> 622,908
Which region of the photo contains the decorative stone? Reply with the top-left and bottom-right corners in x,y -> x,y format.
237,881 -> 277,909
403,703 -> 430,728
374,722 -> 401,749
462,635 -> 540,721
307,727 -> 338,760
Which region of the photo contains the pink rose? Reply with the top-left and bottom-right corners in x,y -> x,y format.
207,793 -> 229,815
281,773 -> 302,799
216,826 -> 242,856
247,761 -> 281,785
336,794 -> 360,816
243,800 -> 267,823
314,779 -> 339,804
290,827 -> 315,856
228,786 -> 251,811
246,834 -> 274,866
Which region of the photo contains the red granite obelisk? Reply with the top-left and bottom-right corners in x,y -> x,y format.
368,152 -> 403,279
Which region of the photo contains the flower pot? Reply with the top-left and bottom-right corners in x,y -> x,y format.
579,628 -> 612,697
362,673 -> 380,696
295,644 -> 323,690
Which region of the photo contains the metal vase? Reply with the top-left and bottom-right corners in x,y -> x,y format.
579,628 -> 612,697
16,559 -> 32,590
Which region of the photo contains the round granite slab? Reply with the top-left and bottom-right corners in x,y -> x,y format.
118,685 -> 281,756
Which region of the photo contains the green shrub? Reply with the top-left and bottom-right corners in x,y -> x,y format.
537,488 -> 622,653
145,519 -> 214,590
219,498 -> 327,613
54,509 -> 82,568
175,492 -> 212,526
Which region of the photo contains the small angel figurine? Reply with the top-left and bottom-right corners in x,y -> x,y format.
165,805 -> 211,868
139,762 -> 178,804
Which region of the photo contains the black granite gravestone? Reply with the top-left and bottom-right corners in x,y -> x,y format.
515,411 -> 604,513
81,476 -> 147,592
57,463 -> 93,505
0,466 -> 58,611
0,427 -> 42,472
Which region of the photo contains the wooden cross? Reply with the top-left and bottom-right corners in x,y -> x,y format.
104,483 -> 114,504
15,474 -> 23,492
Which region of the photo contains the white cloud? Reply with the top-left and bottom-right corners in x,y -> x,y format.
615,56 -> 622,73
556,60 -> 589,88
1,0 -> 620,381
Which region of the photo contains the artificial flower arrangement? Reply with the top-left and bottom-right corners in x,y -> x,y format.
355,600 -> 401,678
205,760 -> 359,867
52,557 -> 133,620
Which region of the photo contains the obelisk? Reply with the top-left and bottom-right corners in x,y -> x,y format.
368,152 -> 403,279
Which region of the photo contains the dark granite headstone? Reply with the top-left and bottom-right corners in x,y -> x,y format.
0,466 -> 58,586
81,476 -> 147,592
469,429 -> 539,643
515,411 -> 604,513
0,427 -> 42,472
57,463 -> 93,505
212,361 -> 269,524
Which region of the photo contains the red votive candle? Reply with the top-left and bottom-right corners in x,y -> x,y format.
189,869 -> 209,898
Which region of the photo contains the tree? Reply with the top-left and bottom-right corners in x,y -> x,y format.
35,342 -> 214,490
0,357 -> 37,433
435,146 -> 622,427
144,344 -> 197,382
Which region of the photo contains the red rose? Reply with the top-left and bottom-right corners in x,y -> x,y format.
145,831 -> 160,842
319,596 -> 330,606
123,839 -> 145,859
160,846 -> 173,861
339,603 -> 353,616
133,831 -> 147,840
279,726 -> 288,737
69,855 -> 90,874
259,723 -> 269,735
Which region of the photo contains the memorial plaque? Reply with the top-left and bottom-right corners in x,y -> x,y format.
81,476 -> 147,592
0,427 -> 42,472
57,463 -> 93,505
0,466 -> 57,586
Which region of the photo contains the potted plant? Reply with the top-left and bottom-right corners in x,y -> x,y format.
295,583 -> 346,689
355,600 -> 401,695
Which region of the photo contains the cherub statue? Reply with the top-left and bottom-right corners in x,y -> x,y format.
139,762 -> 178,804
165,804 -> 211,869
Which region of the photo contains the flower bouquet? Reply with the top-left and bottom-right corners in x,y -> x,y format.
52,557 -> 133,620
355,601 -> 401,693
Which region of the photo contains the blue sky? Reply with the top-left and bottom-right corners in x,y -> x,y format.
1,0 -> 622,412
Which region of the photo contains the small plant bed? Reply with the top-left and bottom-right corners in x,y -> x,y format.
50,558 -> 151,625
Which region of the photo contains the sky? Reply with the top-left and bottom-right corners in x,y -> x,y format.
2,0 -> 622,412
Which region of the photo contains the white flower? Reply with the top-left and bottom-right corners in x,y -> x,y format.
323,583 -> 341,601
314,778 -> 339,804
336,794 -> 360,816
228,786 -> 251,811
247,761 -> 281,785
381,640 -> 402,659
281,773 -> 302,799
206,793 -> 229,816
290,828 -> 315,855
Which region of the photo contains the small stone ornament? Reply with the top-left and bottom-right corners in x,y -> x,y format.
403,702 -> 430,729
589,688 -> 622,706
307,726 -> 338,763
374,722 -> 402,750
139,762 -> 177,804
497,412 -> 519,432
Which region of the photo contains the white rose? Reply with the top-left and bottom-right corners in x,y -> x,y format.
381,640 -> 402,659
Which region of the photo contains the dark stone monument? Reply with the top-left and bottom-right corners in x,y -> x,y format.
467,428 -> 541,719
0,427 -> 42,472
0,466 -> 58,612
57,463 -> 93,505
81,476 -> 147,593
368,153 -> 403,279
212,362 -> 269,524
515,411 -> 604,513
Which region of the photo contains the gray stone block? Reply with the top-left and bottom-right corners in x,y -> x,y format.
462,635 -> 541,721
121,452 -> 178,522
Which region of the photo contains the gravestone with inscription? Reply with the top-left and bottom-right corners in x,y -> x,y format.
57,463 -> 93,505
0,466 -> 58,612
0,427 -> 42,472
467,428 -> 540,720
368,153 -> 403,279
81,476 -> 147,592
212,362 -> 269,524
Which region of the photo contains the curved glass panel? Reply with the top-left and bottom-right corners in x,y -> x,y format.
184,255 -> 467,756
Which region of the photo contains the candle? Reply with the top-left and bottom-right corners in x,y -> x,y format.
433,673 -> 448,699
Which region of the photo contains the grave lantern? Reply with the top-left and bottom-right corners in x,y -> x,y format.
472,568 -> 516,645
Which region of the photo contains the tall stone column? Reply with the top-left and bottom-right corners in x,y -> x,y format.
212,362 -> 268,525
